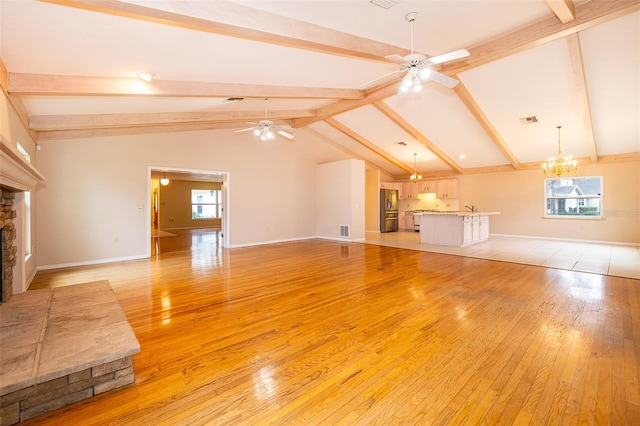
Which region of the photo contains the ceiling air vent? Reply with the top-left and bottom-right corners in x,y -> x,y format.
224,97 -> 244,103
520,116 -> 538,124
370,0 -> 402,9
396,141 -> 407,146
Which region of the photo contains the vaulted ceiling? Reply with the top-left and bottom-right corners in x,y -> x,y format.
1,0 -> 639,179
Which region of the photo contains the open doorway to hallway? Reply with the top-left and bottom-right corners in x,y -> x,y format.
148,167 -> 229,256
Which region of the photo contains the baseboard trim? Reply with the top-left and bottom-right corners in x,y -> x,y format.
36,254 -> 149,271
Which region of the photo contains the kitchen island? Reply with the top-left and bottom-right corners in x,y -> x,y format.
418,211 -> 501,247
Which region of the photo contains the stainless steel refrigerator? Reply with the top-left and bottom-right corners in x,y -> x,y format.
380,188 -> 399,233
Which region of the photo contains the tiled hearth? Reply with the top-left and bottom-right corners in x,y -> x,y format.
0,281 -> 140,424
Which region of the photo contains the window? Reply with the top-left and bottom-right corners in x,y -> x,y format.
191,189 -> 221,219
545,177 -> 602,218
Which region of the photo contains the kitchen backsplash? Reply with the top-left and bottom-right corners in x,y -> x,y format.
400,194 -> 460,212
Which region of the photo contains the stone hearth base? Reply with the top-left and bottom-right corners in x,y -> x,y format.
0,281 -> 140,425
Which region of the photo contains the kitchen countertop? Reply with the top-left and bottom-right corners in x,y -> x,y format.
415,211 -> 501,216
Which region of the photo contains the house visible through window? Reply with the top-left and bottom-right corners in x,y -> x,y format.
191,189 -> 221,219
545,177 -> 602,218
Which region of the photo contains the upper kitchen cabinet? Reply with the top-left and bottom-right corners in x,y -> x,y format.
436,179 -> 458,199
418,180 -> 437,194
402,182 -> 419,200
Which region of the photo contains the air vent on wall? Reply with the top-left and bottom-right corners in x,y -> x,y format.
520,116 -> 538,124
339,225 -> 350,238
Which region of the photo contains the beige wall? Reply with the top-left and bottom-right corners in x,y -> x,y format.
159,180 -> 222,229
316,159 -> 365,240
34,129 -> 344,267
458,161 -> 640,244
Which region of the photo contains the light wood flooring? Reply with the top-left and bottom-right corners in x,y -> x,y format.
25,229 -> 640,424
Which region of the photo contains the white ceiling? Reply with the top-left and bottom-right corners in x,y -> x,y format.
1,0 -> 639,179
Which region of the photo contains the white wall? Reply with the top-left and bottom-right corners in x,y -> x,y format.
34,129 -> 343,267
316,159 -> 365,241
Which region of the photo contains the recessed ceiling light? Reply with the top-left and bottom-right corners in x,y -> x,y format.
137,72 -> 155,82
459,154 -> 465,159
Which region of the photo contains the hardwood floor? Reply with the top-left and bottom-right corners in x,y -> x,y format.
26,230 -> 640,425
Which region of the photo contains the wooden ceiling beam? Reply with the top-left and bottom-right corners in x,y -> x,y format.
8,73 -> 364,99
293,0 -> 640,126
39,0 -> 407,62
35,121 -> 245,142
544,0 -> 576,23
453,82 -> 520,170
448,0 -> 640,75
372,101 -> 463,174
302,127 -> 389,174
292,81 -> 399,128
565,33 -> 598,163
30,109 -> 315,131
324,118 -> 414,175
0,60 -> 38,141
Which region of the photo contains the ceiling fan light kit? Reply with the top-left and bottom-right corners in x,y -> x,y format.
235,98 -> 295,142
380,12 -> 469,94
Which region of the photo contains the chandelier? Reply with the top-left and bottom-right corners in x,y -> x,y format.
410,153 -> 422,181
542,125 -> 577,176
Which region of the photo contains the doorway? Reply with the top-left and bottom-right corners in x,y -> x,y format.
148,167 -> 230,257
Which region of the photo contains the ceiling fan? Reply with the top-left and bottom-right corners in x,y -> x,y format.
235,99 -> 295,141
368,12 -> 469,92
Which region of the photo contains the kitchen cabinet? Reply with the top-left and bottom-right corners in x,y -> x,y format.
398,211 -> 406,230
405,213 -> 414,230
418,180 -> 437,194
380,182 -> 404,199
402,181 -> 419,200
479,215 -> 489,240
436,179 -> 458,199
419,212 -> 499,247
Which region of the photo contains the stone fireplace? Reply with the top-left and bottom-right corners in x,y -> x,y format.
1,188 -> 17,304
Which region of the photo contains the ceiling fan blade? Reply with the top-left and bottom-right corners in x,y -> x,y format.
235,127 -> 256,134
385,54 -> 410,65
426,70 -> 460,88
276,129 -> 295,140
427,49 -> 470,65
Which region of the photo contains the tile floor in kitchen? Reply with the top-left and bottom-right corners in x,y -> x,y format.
363,230 -> 640,280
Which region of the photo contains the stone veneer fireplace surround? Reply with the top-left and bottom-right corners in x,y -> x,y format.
1,188 -> 17,303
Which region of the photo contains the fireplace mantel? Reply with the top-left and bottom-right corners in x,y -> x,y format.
0,135 -> 45,191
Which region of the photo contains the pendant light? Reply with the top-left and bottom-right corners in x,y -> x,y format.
410,153 -> 422,181
160,172 -> 170,186
542,126 -> 577,176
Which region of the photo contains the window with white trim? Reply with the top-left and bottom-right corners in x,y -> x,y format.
191,189 -> 221,219
545,177 -> 602,218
